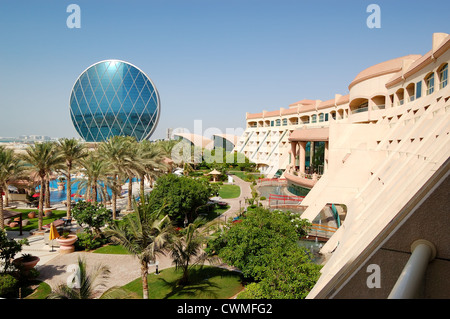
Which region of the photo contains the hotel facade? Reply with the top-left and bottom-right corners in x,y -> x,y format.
235,33 -> 450,298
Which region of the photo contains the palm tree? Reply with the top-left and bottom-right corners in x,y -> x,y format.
137,140 -> 167,200
169,218 -> 219,285
157,139 -> 179,173
57,138 -> 87,218
122,138 -> 145,212
75,152 -> 111,204
0,147 -> 25,230
22,142 -> 64,230
47,256 -> 111,299
105,195 -> 173,299
98,136 -> 134,219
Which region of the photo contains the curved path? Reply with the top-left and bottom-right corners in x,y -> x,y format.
217,174 -> 252,221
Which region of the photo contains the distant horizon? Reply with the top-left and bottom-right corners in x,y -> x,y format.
1,0 -> 449,141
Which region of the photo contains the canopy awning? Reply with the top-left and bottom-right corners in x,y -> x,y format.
288,127 -> 329,142
207,169 -> 221,175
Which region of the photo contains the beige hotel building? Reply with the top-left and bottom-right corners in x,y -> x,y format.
234,33 -> 450,298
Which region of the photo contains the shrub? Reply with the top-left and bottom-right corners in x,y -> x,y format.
75,231 -> 108,251
0,274 -> 18,297
72,201 -> 112,235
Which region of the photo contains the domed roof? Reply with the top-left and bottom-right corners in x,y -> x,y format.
348,54 -> 421,89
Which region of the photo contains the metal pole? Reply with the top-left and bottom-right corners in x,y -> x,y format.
388,240 -> 436,299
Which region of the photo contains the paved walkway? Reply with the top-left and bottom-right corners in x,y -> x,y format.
217,174 -> 253,221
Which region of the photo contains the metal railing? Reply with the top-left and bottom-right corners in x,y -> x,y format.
388,240 -> 436,299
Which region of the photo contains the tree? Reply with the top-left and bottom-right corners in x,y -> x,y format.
0,147 -> 25,230
47,257 -> 111,299
136,140 -> 167,200
214,207 -> 310,280
76,152 -> 111,204
57,138 -> 87,218
239,246 -> 322,299
0,230 -> 28,273
169,218 -> 218,285
149,174 -> 214,226
104,195 -> 173,299
71,201 -> 112,236
98,136 -> 134,219
22,142 -> 64,230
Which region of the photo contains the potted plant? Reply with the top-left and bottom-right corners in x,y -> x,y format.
56,232 -> 78,254
13,253 -> 40,271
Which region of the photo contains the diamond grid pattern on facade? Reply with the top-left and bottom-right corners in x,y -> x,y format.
69,60 -> 160,142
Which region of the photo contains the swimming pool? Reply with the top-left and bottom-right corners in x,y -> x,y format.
36,178 -> 137,204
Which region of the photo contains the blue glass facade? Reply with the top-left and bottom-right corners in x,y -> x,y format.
70,60 -> 160,142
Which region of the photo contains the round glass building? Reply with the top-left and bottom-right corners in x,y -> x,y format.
69,60 -> 160,142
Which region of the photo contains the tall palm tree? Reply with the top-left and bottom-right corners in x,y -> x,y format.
76,152 -> 111,204
105,195 -> 173,299
122,138 -> 145,212
157,139 -> 179,173
57,138 -> 87,218
0,147 -> 25,230
47,256 -> 111,299
22,142 -> 64,230
137,140 -> 167,200
98,136 -> 134,219
169,218 -> 219,285
0,147 -> 25,209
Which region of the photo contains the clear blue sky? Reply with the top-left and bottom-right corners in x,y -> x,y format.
0,0 -> 448,140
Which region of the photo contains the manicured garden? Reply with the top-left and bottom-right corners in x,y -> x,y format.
121,266 -> 243,299
218,184 -> 240,199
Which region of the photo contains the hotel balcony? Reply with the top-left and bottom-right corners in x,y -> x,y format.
284,166 -> 320,189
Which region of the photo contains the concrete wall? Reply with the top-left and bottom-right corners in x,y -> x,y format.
332,171 -> 450,299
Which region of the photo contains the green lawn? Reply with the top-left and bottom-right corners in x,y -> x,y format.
5,209 -> 67,231
218,184 -> 241,199
121,266 -> 243,299
24,281 -> 52,299
93,244 -> 131,254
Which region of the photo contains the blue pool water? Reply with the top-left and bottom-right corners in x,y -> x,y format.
36,178 -> 137,204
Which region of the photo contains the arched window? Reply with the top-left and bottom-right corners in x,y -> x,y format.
319,113 -> 324,122
425,73 -> 435,95
311,114 -> 317,123
439,63 -> 448,89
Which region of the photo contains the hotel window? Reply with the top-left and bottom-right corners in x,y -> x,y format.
425,73 -> 434,95
318,113 -> 324,122
282,118 -> 288,126
271,121 -> 274,127
276,119 -> 281,126
439,64 -> 448,89
416,81 -> 422,99
311,114 -> 317,123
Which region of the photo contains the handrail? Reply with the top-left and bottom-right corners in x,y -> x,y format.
388,240 -> 436,299
331,204 -> 341,228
